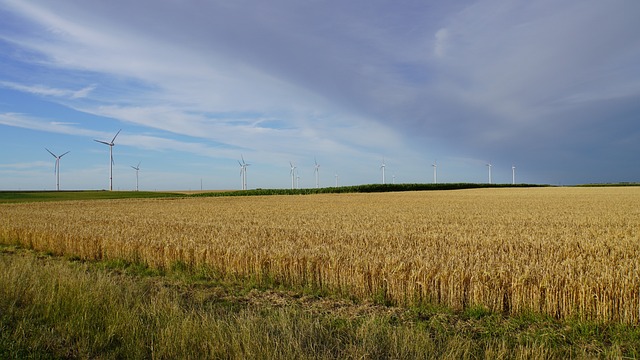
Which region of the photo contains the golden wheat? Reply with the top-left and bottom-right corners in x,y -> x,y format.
1,187 -> 639,323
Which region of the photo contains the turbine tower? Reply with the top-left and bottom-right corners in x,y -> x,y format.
432,160 -> 437,184
94,129 -> 121,191
512,165 -> 516,185
238,155 -> 250,190
45,148 -> 70,191
289,162 -> 297,189
314,158 -> 320,188
130,162 -> 140,191
486,162 -> 492,184
380,158 -> 386,184
335,173 -> 338,187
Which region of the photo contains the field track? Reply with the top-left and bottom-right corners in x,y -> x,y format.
1,187 -> 639,323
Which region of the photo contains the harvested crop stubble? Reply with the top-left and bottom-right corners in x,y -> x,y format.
1,187 -> 639,323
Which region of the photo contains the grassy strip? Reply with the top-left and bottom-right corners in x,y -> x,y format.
191,183 -> 549,197
0,184 -> 547,203
576,182 -> 640,187
0,190 -> 184,203
1,245 -> 638,359
6,183 -> 639,203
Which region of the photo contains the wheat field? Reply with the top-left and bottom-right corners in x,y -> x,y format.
1,187 -> 639,323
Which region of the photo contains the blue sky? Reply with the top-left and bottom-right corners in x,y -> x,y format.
1,0 -> 639,190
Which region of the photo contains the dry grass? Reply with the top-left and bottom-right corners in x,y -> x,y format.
1,187 -> 639,323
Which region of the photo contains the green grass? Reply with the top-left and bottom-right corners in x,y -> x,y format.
1,244 -> 639,359
0,190 -> 184,203
0,184 -> 548,203
6,183 -> 639,204
576,182 -> 640,187
191,182 -> 549,197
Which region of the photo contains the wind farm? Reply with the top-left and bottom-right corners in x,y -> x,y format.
23,137 -> 550,192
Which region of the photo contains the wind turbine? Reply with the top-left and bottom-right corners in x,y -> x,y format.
512,165 -> 516,185
45,148 -> 70,191
335,173 -> 339,187
238,155 -> 250,190
94,129 -> 121,191
314,158 -> 320,188
380,158 -> 386,184
289,162 -> 297,189
432,160 -> 437,184
131,162 -> 140,191
392,174 -> 396,184
486,162 -> 492,184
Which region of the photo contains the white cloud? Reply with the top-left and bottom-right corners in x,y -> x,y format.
0,81 -> 96,99
0,161 -> 50,170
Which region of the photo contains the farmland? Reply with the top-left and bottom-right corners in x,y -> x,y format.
1,187 -> 639,324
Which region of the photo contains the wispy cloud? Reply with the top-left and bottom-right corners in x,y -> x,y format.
0,161 -> 49,170
0,81 -> 95,99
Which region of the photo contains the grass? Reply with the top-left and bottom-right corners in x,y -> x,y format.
0,183 -> 548,203
191,182 -> 549,197
2,244 -> 639,359
3,183 -> 637,204
0,190 -> 183,203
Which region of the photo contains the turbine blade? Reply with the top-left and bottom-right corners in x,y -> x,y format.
45,148 -> 57,158
60,151 -> 70,158
94,139 -> 111,145
111,129 -> 122,143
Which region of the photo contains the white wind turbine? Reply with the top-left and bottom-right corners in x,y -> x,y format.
238,155 -> 250,190
131,162 -> 140,191
335,173 -> 339,187
45,148 -> 70,191
289,161 -> 297,189
512,165 -> 516,185
486,162 -> 492,184
94,129 -> 121,191
432,160 -> 437,184
314,158 -> 320,188
380,158 -> 386,184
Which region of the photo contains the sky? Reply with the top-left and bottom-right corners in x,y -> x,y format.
1,0 -> 639,191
